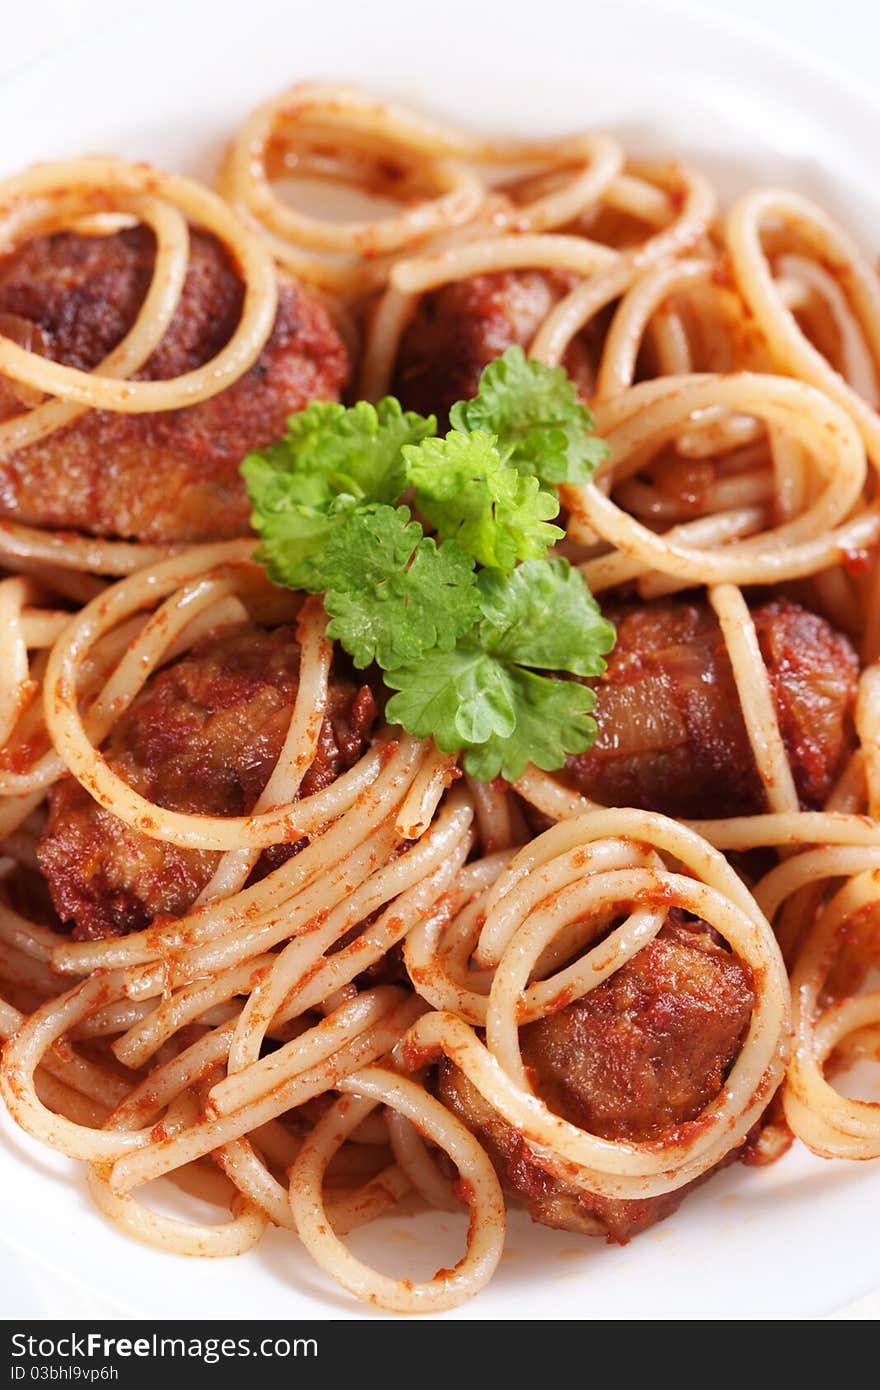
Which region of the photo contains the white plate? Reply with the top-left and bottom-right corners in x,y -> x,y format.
1,0 -> 879,1322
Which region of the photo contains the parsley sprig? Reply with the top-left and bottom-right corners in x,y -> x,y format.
242,346 -> 615,781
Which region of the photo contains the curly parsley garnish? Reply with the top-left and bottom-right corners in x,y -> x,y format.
242,346 -> 615,780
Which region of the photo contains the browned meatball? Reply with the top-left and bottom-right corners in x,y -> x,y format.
393,270 -> 595,424
37,626 -> 376,940
0,227 -> 348,542
437,915 -> 755,1242
566,597 -> 858,818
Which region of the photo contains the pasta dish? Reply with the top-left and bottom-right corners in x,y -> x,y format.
0,85 -> 878,1313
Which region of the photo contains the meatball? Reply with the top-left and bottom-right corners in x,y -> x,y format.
0,227 -> 348,542
437,915 -> 755,1242
566,597 -> 858,818
37,626 -> 376,940
393,270 -> 595,424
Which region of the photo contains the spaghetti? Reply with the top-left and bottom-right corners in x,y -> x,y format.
0,84 -> 879,1315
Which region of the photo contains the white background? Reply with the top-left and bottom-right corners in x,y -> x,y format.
1,0 -> 878,1322
8,0 -> 880,94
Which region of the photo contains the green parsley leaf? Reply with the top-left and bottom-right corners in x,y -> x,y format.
242,358 -> 617,783
321,506 -> 480,670
385,650 -> 599,781
458,668 -> 599,781
281,398 -> 436,502
240,453 -> 354,590
403,429 -> 562,571
476,558 -> 616,676
449,345 -> 608,485
242,399 -> 436,590
385,556 -> 615,777
385,644 -> 516,750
